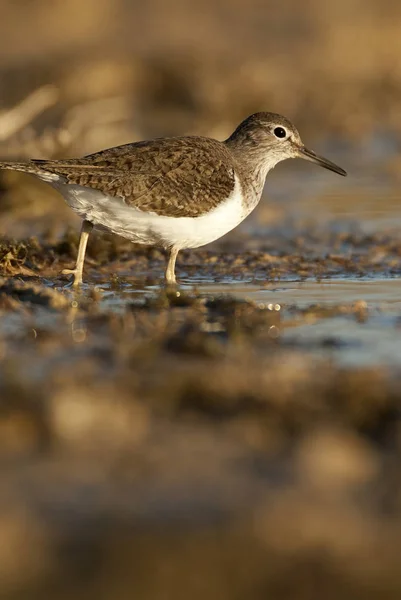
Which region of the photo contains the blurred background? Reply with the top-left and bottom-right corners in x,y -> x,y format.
1,0 -> 401,236
1,0 -> 401,156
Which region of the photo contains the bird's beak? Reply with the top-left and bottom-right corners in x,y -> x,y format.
297,146 -> 347,177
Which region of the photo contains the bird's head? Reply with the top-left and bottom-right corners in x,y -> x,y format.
227,112 -> 347,177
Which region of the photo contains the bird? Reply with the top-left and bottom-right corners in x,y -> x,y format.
0,112 -> 346,287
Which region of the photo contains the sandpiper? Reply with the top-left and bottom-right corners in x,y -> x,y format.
0,112 -> 346,286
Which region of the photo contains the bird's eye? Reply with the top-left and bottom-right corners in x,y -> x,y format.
273,126 -> 287,139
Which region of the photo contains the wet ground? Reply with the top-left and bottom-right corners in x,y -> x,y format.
0,142 -> 401,599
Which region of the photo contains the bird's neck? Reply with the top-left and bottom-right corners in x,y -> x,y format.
225,137 -> 279,212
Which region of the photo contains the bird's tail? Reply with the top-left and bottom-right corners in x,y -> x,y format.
0,161 -> 42,176
0,160 -> 62,184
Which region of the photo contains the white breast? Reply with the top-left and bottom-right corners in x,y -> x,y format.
54,175 -> 249,250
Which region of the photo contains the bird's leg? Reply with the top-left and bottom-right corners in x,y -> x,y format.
62,220 -> 93,287
165,246 -> 179,285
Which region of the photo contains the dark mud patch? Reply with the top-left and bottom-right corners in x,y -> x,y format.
0,276 -> 68,309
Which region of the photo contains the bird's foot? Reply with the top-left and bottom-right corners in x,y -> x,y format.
61,268 -> 83,287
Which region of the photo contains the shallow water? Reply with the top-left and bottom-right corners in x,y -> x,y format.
46,274 -> 398,370
231,278 -> 401,368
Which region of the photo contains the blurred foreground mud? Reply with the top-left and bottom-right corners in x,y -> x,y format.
0,231 -> 400,599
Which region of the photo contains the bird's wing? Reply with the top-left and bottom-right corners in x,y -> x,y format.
32,137 -> 236,218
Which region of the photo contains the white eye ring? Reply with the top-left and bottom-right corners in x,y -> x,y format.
273,126 -> 287,139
